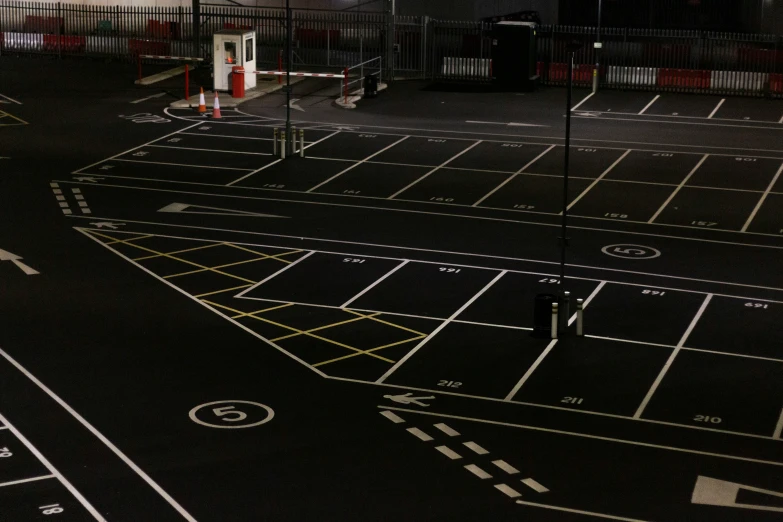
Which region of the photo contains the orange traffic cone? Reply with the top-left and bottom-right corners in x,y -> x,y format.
212,92 -> 222,119
197,87 -> 206,113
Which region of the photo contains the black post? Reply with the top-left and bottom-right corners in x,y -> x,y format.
560,50 -> 574,293
285,0 -> 292,156
192,0 -> 200,59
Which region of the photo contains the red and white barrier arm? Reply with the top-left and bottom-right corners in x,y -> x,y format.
254,71 -> 346,78
139,55 -> 204,61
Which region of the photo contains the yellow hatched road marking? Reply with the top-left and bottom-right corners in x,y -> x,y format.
106,234 -> 155,245
231,302 -> 295,318
0,110 -> 28,125
270,312 -> 381,342
194,284 -> 253,298
88,230 -> 255,284
134,241 -> 226,261
343,309 -> 428,337
164,250 -> 301,279
314,335 -> 426,367
227,243 -> 303,263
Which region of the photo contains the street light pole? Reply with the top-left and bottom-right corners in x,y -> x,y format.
592,0 -> 602,94
560,50 -> 574,291
285,0 -> 292,155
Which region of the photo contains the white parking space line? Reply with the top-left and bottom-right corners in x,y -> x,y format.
0,92 -> 22,104
340,260 -> 409,308
521,478 -> 549,493
435,445 -> 463,460
465,464 -> 493,479
472,144 -> 557,207
234,250 -> 315,298
779,114 -> 783,124
147,144 -> 272,156
407,427 -> 434,441
463,441 -> 489,455
638,94 -> 660,115
376,271 -> 507,383
225,130 -> 339,187
114,158 -> 252,171
774,409 -> 783,439
381,410 -> 406,424
707,98 -> 726,119
565,150 -> 632,211
179,132 -> 274,141
307,136 -> 410,193
570,92 -> 594,112
741,161 -> 783,232
648,154 -> 709,224
433,423 -> 460,437
0,413 -> 106,521
634,294 -> 713,419
388,141 -> 483,199
0,474 -> 56,488
495,483 -> 523,498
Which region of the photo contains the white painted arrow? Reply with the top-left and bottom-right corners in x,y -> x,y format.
0,249 -> 39,275
158,202 -> 288,218
288,99 -> 305,112
383,393 -> 434,407
73,176 -> 104,182
90,222 -> 126,229
692,476 -> 783,513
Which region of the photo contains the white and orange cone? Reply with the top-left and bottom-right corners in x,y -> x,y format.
212,92 -> 222,119
197,87 -> 206,113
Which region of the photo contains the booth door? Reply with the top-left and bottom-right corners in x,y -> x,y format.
243,35 -> 257,89
216,36 -> 239,91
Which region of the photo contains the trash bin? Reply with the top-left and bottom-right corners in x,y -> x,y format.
232,66 -> 245,98
363,74 -> 378,98
533,293 -> 558,337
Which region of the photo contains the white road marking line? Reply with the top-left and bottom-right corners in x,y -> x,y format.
380,405 -> 783,466
779,114 -> 783,124
773,408 -> 783,439
72,188 -> 81,194
637,94 -> 660,115
130,92 -> 167,104
340,260 -> 409,308
114,158 -> 252,171
0,413 -> 105,521
648,153 -> 709,224
0,474 -> 56,488
72,121 -> 204,175
634,294 -> 713,419
56,195 -> 66,201
406,427 -> 433,441
574,114 -> 783,131
226,130 -> 339,187
53,188 -> 62,194
377,270 -> 507,383
0,92 -> 22,104
516,500 -> 651,521
566,149 -> 632,211
63,209 -> 73,215
435,445 -> 463,460
570,92 -> 595,112
433,423 -> 460,437
234,250 -> 316,298
388,140 -> 483,199
307,136 -> 409,193
463,441 -> 489,455
146,144 -> 272,156
74,194 -> 85,200
381,410 -> 405,424
521,478 -> 549,493
472,144 -> 557,207
741,161 -> 783,232
492,459 -> 520,475
495,483 -> 522,498
465,464 -> 493,479
58,202 -> 69,208
506,281 -> 606,401
707,98 -> 726,119
179,132 -> 276,141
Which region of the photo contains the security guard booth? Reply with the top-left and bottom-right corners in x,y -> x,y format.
492,21 -> 538,91
213,29 -> 256,92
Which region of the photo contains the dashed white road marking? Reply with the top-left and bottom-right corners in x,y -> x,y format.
435,445 -> 463,460
406,427 -> 433,442
521,478 -> 549,493
495,483 -> 522,498
492,459 -> 520,475
380,410 -> 405,424
464,464 -> 493,479
463,441 -> 489,455
433,423 -> 460,437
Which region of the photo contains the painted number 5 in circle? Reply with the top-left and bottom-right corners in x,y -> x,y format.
189,400 -> 274,429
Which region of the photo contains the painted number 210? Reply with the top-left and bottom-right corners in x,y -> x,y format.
694,415 -> 722,424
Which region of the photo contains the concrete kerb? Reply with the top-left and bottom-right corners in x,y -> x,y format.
334,82 -> 388,110
169,76 -> 306,109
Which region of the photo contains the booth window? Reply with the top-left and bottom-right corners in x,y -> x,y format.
224,41 -> 236,64
245,38 -> 254,62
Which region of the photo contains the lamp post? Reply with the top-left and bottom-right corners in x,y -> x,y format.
285,0 -> 292,156
560,40 -> 583,315
592,0 -> 602,94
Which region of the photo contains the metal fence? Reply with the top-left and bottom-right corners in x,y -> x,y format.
1,1 -> 781,96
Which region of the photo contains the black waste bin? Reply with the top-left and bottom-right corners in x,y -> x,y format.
363,74 -> 378,98
533,293 -> 557,337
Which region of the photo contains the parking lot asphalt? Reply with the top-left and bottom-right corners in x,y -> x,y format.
2,63 -> 783,521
